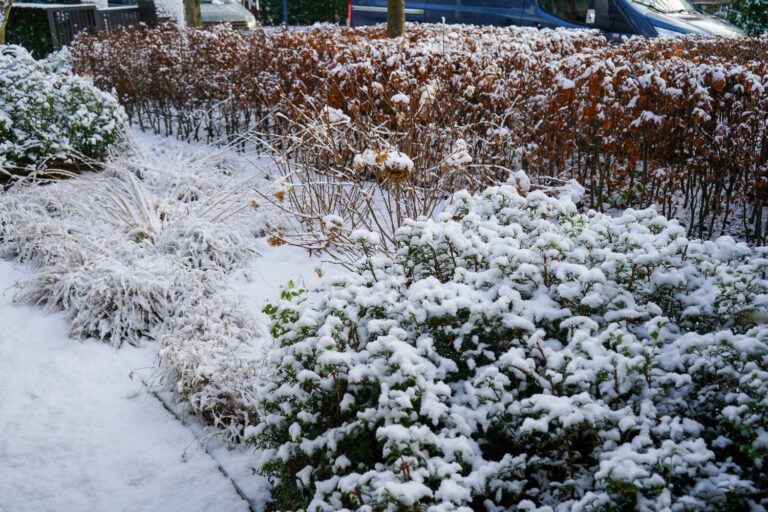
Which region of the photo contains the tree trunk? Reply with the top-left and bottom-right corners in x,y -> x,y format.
387,0 -> 404,38
0,0 -> 14,45
184,0 -> 201,28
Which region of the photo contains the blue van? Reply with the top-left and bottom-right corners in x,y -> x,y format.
349,0 -> 743,38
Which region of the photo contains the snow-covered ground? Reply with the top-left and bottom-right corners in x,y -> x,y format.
0,132 -> 338,512
0,258 -> 252,512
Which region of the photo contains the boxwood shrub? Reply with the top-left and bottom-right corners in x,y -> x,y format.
0,45 -> 127,175
255,176 -> 768,511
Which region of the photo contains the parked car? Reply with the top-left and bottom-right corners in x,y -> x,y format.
349,0 -> 743,37
201,0 -> 257,30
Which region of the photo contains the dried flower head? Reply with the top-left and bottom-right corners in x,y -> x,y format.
354,148 -> 414,183
419,80 -> 440,109
381,151 -> 414,183
441,138 -> 473,173
391,93 -> 411,107
322,215 -> 344,238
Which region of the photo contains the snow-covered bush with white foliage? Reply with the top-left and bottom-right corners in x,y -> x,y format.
254,174 -> 768,511
0,45 -> 127,173
159,294 -> 266,443
156,219 -> 255,271
13,256 -> 213,347
0,137 -> 273,440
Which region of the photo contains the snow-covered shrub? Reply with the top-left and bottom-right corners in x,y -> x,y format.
0,191 -> 84,267
1,158 -> 260,272
0,45 -> 127,173
156,219 -> 255,271
253,175 -> 768,511
531,37 -> 768,244
13,255 -> 214,347
70,25 -> 768,244
725,0 -> 768,35
72,161 -> 260,271
159,294 -> 267,444
1,138 -> 265,348
69,23 -> 601,148
0,136 -> 274,449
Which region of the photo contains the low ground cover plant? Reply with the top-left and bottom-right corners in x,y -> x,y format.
255,176 -> 768,511
0,45 -> 127,176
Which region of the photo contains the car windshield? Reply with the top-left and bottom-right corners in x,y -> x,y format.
629,0 -> 697,13
200,0 -> 240,4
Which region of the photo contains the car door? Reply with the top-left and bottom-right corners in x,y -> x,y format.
351,0 -> 427,26
590,0 -> 637,37
521,0 -> 590,27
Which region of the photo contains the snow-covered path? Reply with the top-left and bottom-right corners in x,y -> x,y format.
0,259 -> 252,512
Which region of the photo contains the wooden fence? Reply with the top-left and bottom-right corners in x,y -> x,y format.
37,3 -> 141,49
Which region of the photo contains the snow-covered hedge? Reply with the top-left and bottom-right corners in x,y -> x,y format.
254,175 -> 768,510
70,26 -> 768,244
0,45 -> 127,173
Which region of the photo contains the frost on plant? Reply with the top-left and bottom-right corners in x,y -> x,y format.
255,173 -> 768,511
13,256 -> 207,347
160,294 -> 267,443
156,219 -> 254,271
0,138 -> 272,440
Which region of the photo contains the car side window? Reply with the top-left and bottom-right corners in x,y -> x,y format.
539,0 -> 635,33
539,0 -> 591,24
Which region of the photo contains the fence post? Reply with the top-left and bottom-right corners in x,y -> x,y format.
281,0 -> 287,25
138,0 -> 158,25
95,7 -> 105,30
46,8 -> 60,48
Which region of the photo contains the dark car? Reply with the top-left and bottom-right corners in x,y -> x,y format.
349,0 -> 743,38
